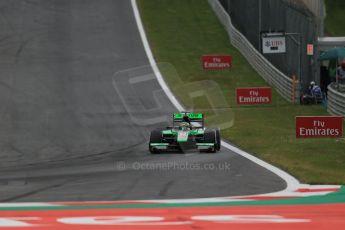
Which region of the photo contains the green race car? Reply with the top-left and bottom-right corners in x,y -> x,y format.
149,112 -> 221,153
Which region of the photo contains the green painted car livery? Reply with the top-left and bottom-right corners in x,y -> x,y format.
149,112 -> 221,153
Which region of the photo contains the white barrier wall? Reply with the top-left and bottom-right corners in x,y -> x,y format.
208,0 -> 300,103
327,84 -> 345,116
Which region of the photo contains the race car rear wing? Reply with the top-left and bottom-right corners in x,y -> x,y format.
173,112 -> 204,127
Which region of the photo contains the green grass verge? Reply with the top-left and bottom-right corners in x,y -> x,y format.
137,0 -> 345,184
324,0 -> 345,36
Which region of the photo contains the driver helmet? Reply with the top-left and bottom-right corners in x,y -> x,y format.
310,81 -> 315,86
179,122 -> 190,130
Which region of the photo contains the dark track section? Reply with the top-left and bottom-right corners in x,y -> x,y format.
0,0 -> 285,202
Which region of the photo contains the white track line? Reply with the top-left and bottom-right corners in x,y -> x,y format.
0,203 -> 62,207
131,0 -> 334,197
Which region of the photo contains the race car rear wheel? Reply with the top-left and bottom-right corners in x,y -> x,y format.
149,130 -> 162,154
202,129 -> 217,153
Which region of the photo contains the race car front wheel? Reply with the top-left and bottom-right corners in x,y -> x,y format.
149,130 -> 162,154
215,128 -> 221,151
203,129 -> 217,153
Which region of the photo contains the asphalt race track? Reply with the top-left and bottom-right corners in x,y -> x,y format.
0,0 -> 285,202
